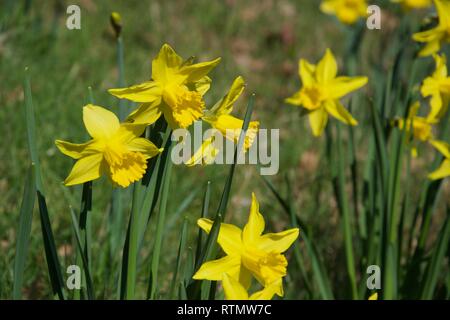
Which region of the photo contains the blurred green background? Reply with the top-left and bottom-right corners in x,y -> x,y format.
1,0 -> 448,299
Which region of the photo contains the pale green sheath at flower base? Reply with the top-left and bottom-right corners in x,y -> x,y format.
193,193 -> 299,300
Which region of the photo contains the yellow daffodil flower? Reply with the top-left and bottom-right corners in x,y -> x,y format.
193,193 -> 299,297
395,102 -> 434,157
421,53 -> 450,121
412,0 -> 450,57
428,139 -> 450,179
109,43 -> 221,129
222,274 -> 280,300
368,292 -> 378,300
203,76 -> 259,150
392,0 -> 432,10
320,0 -> 368,25
187,77 -> 259,166
285,49 -> 368,137
55,105 -> 162,188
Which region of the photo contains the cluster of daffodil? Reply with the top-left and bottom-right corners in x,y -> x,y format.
56,44 -> 259,188
320,0 -> 435,26
290,0 -> 450,180
193,193 -> 299,300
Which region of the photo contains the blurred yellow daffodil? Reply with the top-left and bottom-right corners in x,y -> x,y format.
412,0 -> 450,57
320,0 -> 368,25
392,0 -> 432,10
428,139 -> 450,179
222,274 -> 280,300
56,105 -> 162,188
368,292 -> 378,300
193,193 -> 299,297
421,53 -> 450,121
187,77 -> 259,166
395,102 -> 435,157
109,43 -> 221,129
285,49 -> 368,137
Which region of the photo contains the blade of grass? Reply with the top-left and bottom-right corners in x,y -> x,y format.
69,207 -> 94,299
13,164 -> 36,299
24,67 -> 65,300
169,218 -> 188,299
149,135 -> 174,299
420,210 -> 450,299
335,124 -> 358,299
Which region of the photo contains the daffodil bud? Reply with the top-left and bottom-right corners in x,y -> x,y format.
110,12 -> 122,38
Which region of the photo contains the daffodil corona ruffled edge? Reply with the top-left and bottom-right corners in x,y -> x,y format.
56,104 -> 162,188
193,193 -> 299,300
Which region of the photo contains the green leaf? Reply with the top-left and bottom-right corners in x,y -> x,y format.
13,164 -> 36,299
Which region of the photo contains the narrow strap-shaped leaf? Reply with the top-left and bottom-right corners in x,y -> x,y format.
69,207 -> 94,299
13,164 -> 36,299
420,210 -> 450,299
24,68 -> 65,300
169,218 -> 188,299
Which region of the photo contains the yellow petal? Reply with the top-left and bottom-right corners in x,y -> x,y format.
209,76 -> 245,116
222,274 -> 249,300
430,139 -> 450,158
429,158 -> 450,180
108,81 -> 162,103
117,123 -> 148,142
152,43 -> 184,84
249,279 -> 281,300
257,228 -> 299,253
194,76 -> 211,96
327,76 -> 368,99
127,138 -> 162,158
308,107 -> 328,137
192,255 -> 241,281
435,0 -> 450,28
179,58 -> 221,83
285,91 -> 303,106
186,136 -> 219,166
368,292 -> 378,300
316,49 -> 337,84
197,218 -> 243,255
83,104 -> 120,139
243,193 -> 265,244
126,101 -> 163,125
325,100 -> 358,126
299,59 -> 316,87
55,140 -> 96,159
206,114 -> 259,151
64,153 -> 103,186
418,39 -> 442,57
